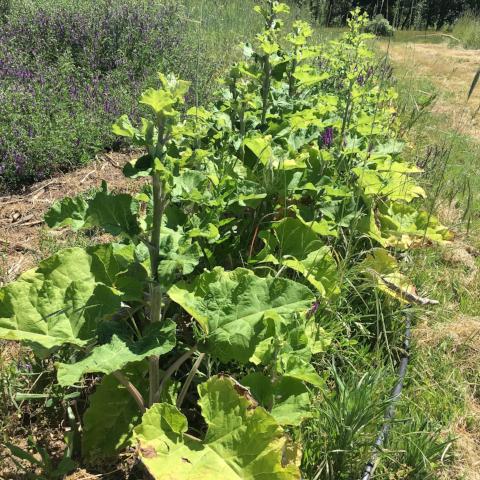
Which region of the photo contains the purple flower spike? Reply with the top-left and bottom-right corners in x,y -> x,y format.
321,127 -> 334,148
13,153 -> 26,173
307,300 -> 320,318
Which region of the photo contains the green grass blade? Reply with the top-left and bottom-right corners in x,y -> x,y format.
3,442 -> 43,467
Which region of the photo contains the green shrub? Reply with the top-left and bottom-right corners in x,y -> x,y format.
452,11 -> 480,49
0,0 -> 185,190
365,14 -> 394,37
0,0 -> 11,21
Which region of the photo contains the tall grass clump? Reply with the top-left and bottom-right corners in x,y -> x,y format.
452,11 -> 480,49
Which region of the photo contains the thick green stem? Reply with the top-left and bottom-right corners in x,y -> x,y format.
113,371 -> 145,413
176,353 -> 205,409
148,117 -> 167,406
148,356 -> 160,407
261,55 -> 271,126
239,104 -> 246,163
148,174 -> 165,406
289,55 -> 298,98
153,346 -> 197,404
150,173 -> 164,284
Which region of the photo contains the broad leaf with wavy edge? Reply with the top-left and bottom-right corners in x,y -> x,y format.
359,201 -> 453,249
45,182 -> 140,237
57,320 -> 176,386
242,373 -> 312,426
256,218 -> 339,297
134,376 -> 300,479
0,247 -> 123,349
82,364 -> 147,460
168,267 -> 314,363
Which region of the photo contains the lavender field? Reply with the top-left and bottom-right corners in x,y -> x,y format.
0,0 -> 259,191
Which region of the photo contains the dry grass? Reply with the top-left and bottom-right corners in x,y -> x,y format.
381,39 -> 480,480
380,42 -> 480,141
441,243 -> 478,286
419,324 -> 480,463
435,200 -> 464,228
416,315 -> 480,480
64,470 -> 99,480
445,423 -> 480,480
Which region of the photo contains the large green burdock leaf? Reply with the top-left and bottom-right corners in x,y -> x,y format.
242,373 -> 312,426
157,228 -> 202,288
82,365 -> 147,460
244,135 -> 274,166
257,218 -> 339,297
249,315 -> 328,388
57,320 -> 176,386
258,217 -> 321,260
45,182 -> 140,237
168,268 -> 314,363
378,202 -> 453,247
134,376 -> 300,479
360,201 -> 453,249
44,196 -> 88,230
353,167 -> 425,202
0,248 -> 122,349
86,183 -> 140,236
283,248 -> 339,298
293,66 -> 329,86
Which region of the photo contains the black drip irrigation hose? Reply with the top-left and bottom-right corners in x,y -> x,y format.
360,309 -> 412,480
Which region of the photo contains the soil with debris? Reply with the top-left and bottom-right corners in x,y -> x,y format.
0,151 -> 146,285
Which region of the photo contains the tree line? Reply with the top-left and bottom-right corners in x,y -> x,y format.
289,0 -> 480,29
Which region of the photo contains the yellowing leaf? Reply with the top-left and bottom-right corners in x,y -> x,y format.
134,376 -> 300,480
140,88 -> 176,114
244,135 -> 273,165
362,248 -> 416,302
293,67 -> 329,86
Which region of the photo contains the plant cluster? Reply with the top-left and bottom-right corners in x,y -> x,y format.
0,3 -> 452,478
0,0 -> 186,190
452,10 -> 480,49
364,14 -> 395,37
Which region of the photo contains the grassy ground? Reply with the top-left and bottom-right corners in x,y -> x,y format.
378,38 -> 480,479
389,30 -> 457,45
